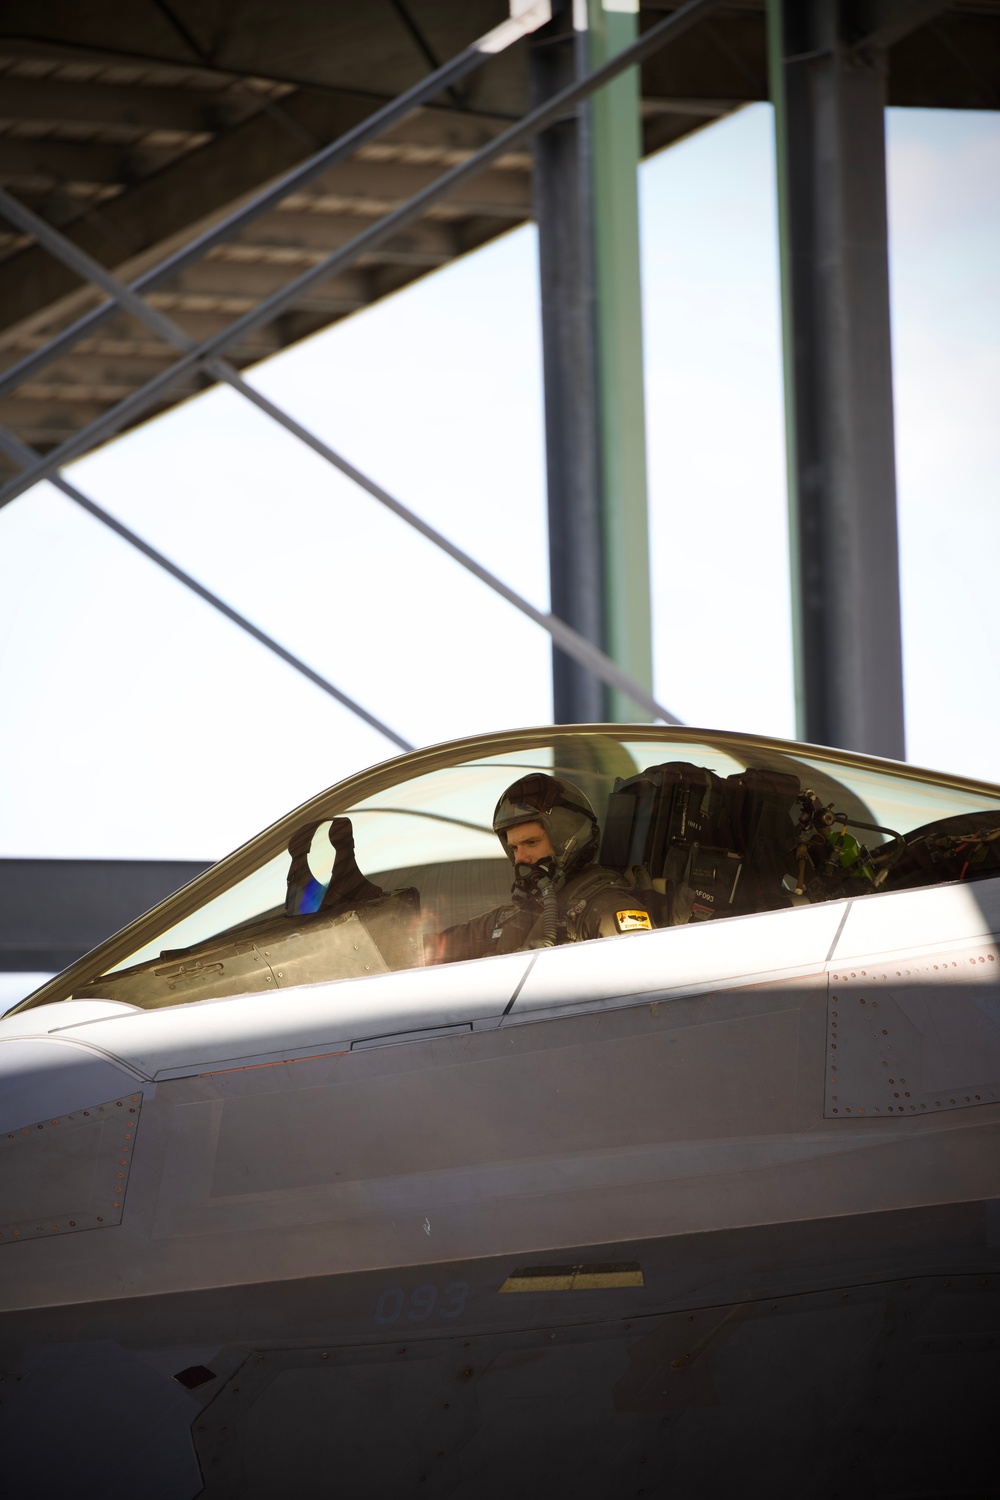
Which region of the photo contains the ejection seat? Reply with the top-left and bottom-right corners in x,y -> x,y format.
598,762 -> 801,926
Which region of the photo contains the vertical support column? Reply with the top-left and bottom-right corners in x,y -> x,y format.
587,0 -> 653,723
769,0 -> 906,758
531,5 -> 607,724
530,0 -> 653,724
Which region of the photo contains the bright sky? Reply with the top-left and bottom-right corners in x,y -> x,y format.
1,103 -> 997,906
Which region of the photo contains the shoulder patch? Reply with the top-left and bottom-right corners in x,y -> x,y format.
615,909 -> 652,933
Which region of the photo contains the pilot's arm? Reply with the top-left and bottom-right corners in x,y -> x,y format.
431,909 -> 498,964
428,906 -> 532,964
428,884 -> 653,963
575,888 -> 655,940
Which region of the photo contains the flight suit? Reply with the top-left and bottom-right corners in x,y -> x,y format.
440,863 -> 653,963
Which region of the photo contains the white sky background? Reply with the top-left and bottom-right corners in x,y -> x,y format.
1,103 -> 998,899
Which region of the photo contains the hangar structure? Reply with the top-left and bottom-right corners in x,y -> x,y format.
1,0 -> 999,973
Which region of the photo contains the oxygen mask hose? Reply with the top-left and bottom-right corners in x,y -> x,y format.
533,872 -> 559,947
514,858 -> 561,947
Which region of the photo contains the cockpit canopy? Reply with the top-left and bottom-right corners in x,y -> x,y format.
15,726 -> 1000,1012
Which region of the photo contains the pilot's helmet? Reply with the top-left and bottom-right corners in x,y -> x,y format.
492,773 -> 599,880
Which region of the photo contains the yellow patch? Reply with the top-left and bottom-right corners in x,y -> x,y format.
615,909 -> 652,933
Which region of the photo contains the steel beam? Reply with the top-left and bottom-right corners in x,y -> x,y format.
0,0 -> 726,513
0,859 -> 210,971
0,0 -> 728,726
769,0 -> 906,758
587,0 -> 653,722
530,0 -> 653,723
0,190 -> 682,726
0,4 -> 553,407
846,0 -> 953,52
530,7 -> 607,722
0,421 -> 415,752
0,75 -> 249,134
0,5 -> 732,724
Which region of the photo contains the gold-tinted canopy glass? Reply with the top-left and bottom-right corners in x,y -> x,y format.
15,725 -> 1000,1012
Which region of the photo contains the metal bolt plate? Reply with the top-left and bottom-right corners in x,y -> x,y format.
825,947 -> 1000,1118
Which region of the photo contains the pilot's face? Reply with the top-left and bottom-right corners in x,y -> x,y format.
505,821 -> 555,865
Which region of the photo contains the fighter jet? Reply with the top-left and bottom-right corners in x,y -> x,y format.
2,724 -> 998,1498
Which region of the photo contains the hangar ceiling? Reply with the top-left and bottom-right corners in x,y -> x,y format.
1,0 -> 997,483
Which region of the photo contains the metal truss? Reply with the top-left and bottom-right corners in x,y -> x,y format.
0,0 -> 723,742
0,421 -> 416,750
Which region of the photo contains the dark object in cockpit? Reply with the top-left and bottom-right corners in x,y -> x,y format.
73,817 -> 421,1008
875,809 -> 1000,891
285,816 -> 384,917
600,762 -> 800,923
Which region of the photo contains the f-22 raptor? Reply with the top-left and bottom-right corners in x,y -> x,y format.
2,724 -> 999,1498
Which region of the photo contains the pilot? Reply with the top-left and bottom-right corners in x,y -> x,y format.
434,772 -> 653,962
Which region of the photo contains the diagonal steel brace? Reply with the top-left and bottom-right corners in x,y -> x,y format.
0,189 -> 683,725
0,420 -> 413,751
0,1 -> 554,405
0,0 -> 724,514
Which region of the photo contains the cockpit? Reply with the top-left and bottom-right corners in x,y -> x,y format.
14,726 -> 1000,1013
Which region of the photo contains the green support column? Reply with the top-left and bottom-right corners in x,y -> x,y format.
587,0 -> 654,722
